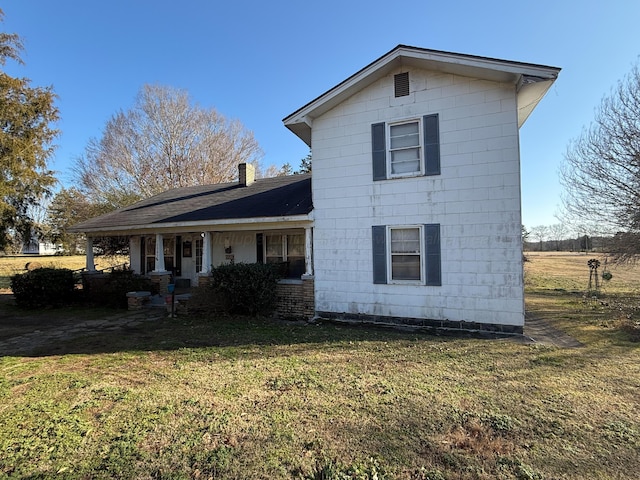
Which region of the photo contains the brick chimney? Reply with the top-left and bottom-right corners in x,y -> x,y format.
238,163 -> 255,187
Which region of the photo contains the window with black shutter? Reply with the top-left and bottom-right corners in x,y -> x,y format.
372,114 -> 440,180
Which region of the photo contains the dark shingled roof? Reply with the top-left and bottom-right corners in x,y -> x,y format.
71,174 -> 312,233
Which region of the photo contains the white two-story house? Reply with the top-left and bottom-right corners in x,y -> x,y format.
283,45 -> 559,333
72,45 -> 559,334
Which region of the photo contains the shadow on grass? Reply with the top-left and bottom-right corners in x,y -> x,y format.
0,291 -> 518,358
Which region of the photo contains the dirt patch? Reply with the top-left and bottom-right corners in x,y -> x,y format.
0,289 -> 91,341
524,312 -> 584,348
0,288 -> 166,356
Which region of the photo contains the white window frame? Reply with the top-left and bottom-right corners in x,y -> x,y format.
387,118 -> 423,178
387,225 -> 424,284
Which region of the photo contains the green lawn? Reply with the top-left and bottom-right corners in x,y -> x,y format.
0,253 -> 638,479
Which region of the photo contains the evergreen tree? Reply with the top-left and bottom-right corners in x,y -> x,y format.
0,10 -> 58,249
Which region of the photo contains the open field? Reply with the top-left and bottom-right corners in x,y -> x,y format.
525,251 -> 640,294
0,255 -> 127,289
0,253 -> 639,479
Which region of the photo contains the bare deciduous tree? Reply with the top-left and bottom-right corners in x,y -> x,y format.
75,84 -> 264,208
560,62 -> 640,260
548,223 -> 568,251
530,225 -> 548,252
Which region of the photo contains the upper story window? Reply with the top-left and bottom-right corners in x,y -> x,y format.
389,120 -> 422,177
372,114 -> 440,181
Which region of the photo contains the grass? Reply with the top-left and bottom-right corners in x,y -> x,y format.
0,255 -> 127,289
0,253 -> 639,479
525,251 -> 640,344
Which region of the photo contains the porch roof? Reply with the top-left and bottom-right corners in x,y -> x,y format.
70,173 -> 312,235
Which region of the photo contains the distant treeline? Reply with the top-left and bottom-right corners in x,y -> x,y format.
524,235 -> 611,253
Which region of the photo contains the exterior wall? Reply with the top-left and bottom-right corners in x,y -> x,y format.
130,237 -> 141,273
211,231 -> 257,267
311,66 -> 524,328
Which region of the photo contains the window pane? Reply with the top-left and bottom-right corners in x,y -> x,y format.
390,122 -> 419,149
391,228 -> 420,253
266,235 -> 283,257
390,149 -> 420,174
391,255 -> 421,280
287,234 -> 305,257
391,133 -> 419,149
390,122 -> 419,137
163,238 -> 175,256
146,238 -> 155,255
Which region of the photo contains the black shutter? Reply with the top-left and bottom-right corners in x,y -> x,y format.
372,122 -> 387,181
175,235 -> 182,276
423,114 -> 440,176
425,224 -> 441,286
140,236 -> 146,275
256,233 -> 264,263
372,225 -> 387,284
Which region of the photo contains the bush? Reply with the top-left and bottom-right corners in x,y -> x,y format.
10,267 -> 76,308
205,262 -> 281,316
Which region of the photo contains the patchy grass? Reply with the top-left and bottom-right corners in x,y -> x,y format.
0,253 -> 638,478
525,252 -> 640,345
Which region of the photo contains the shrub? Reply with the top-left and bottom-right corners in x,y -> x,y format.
205,262 -> 281,316
10,267 -> 76,308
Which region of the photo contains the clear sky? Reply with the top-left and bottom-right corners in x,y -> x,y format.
3,0 -> 639,231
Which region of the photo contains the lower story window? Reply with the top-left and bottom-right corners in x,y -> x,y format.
372,224 -> 441,286
145,237 -> 155,273
144,236 -> 175,273
195,238 -> 203,273
265,232 -> 305,278
390,227 -> 421,281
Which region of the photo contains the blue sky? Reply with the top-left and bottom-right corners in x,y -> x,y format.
3,0 -> 639,231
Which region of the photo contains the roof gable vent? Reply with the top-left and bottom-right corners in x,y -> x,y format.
394,72 -> 410,97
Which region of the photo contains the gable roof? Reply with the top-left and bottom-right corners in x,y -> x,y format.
70,173 -> 312,235
283,45 -> 561,147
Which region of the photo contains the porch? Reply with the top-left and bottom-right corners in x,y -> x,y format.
82,226 -> 315,320
109,273 -> 315,319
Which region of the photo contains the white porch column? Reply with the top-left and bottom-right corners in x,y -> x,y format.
201,231 -> 212,274
85,236 -> 96,271
154,233 -> 166,272
304,227 -> 313,276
